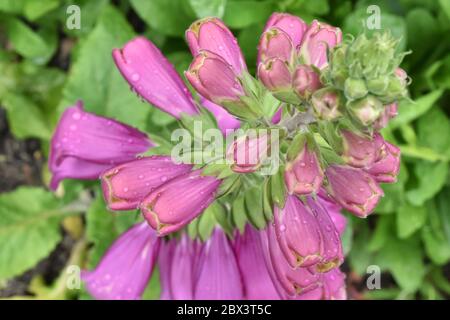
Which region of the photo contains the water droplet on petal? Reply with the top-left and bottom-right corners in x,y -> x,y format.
131,73 -> 140,82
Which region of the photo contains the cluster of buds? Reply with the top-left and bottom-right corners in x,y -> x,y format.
257,16 -> 341,104
48,11 -> 409,300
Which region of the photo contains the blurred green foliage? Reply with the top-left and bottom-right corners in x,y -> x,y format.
0,0 -> 449,299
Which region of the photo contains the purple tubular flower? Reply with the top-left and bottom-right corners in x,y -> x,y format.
186,18 -> 247,74
365,141 -> 401,183
194,228 -> 244,300
227,131 -> 270,173
274,195 -> 323,268
140,169 -> 221,236
293,65 -> 322,99
186,50 -> 245,106
264,13 -> 308,48
233,225 -> 280,300
201,98 -> 240,135
49,101 -> 153,190
261,224 -> 320,297
158,239 -> 176,300
170,234 -> 198,299
299,20 -> 342,69
82,222 -> 160,300
101,156 -> 193,211
322,268 -> 347,300
340,130 -> 383,168
318,193 -> 347,236
112,37 -> 198,118
284,142 -> 324,195
325,165 -> 384,218
258,58 -> 292,91
258,27 -> 295,64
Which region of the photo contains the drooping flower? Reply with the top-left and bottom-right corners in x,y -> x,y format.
325,165 -> 383,217
49,101 -> 153,190
263,13 -> 308,49
340,130 -> 383,168
227,131 -> 271,173
318,192 -> 347,236
364,140 -> 401,183
292,65 -> 322,99
233,225 -> 280,299
140,169 -> 221,236
194,228 -> 244,299
101,156 -> 193,211
82,222 -> 160,300
157,239 -> 176,300
258,27 -> 295,64
113,37 -> 198,118
258,58 -> 293,92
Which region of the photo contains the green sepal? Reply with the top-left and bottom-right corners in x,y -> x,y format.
262,178 -> 274,222
269,165 -> 287,209
244,186 -> 266,229
232,195 -> 247,234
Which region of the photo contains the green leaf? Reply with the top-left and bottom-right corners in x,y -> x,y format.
197,202 -> 219,241
439,0 -> 450,20
0,0 -> 25,13
396,202 -> 427,239
2,92 -> 52,139
130,0 -> 193,37
417,108 -> 450,156
189,0 -> 226,18
388,90 -> 443,129
231,195 -> 247,234
0,187 -> 64,280
60,5 -> 152,131
244,186 -> 265,229
223,0 -> 274,29
24,0 -> 59,21
406,161 -> 448,206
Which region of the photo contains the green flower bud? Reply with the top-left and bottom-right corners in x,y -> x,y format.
348,95 -> 383,126
344,78 -> 368,100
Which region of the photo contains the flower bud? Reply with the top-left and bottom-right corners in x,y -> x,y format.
258,58 -> 292,91
365,141 -> 400,183
264,13 -> 308,48
299,20 -> 342,69
258,27 -> 295,64
293,65 -> 322,99
325,165 -> 383,218
340,130 -> 382,168
49,101 -> 153,190
374,103 -> 398,129
140,169 -> 221,235
101,156 -> 193,210
344,78 -> 368,100
185,50 -> 245,106
348,95 -> 383,126
285,137 -> 323,195
186,17 -> 247,73
82,223 -> 160,300
311,88 -> 342,121
227,131 -> 271,173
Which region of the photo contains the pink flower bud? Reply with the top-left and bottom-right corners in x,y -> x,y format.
325,165 -> 383,218
227,131 -> 271,173
264,13 -> 308,48
395,67 -> 408,86
299,20 -> 342,69
311,88 -> 342,121
194,228 -> 244,300
82,223 -> 160,300
293,65 -> 322,98
374,103 -> 398,129
258,58 -> 292,91
340,130 -> 383,168
185,50 -> 245,106
233,225 -> 280,299
140,169 -> 221,236
285,142 -> 324,195
365,141 -> 400,183
260,223 -> 320,297
258,27 -> 295,64
113,37 -> 198,118
348,96 -> 383,126
101,156 -> 193,211
49,101 -> 153,190
186,18 -> 246,74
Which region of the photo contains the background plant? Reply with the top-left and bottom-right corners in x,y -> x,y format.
0,0 -> 449,300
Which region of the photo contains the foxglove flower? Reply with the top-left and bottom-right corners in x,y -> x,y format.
322,268 -> 347,300
258,58 -> 292,92
82,222 -> 160,300
170,234 -> 198,299
299,20 -> 342,69
227,131 -> 271,173
101,156 -> 192,210
194,228 -> 244,299
365,140 -> 401,183
234,225 -> 280,299
49,101 -> 153,190
140,169 -> 221,235
186,18 -> 247,74
311,88 -> 342,121
264,13 -> 308,48
318,193 -> 347,236
113,37 -> 198,118
284,139 -> 323,195
340,130 -> 382,168
258,27 -> 294,64
348,95 -> 383,126
186,50 -> 245,107
293,65 -> 322,99
325,165 -> 383,217
261,224 -> 320,297
374,102 -> 398,129
158,239 -> 176,300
